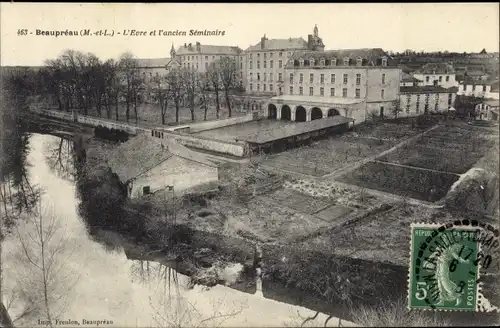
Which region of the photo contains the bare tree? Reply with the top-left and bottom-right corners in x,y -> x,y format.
152,75 -> 169,125
197,73 -> 211,121
218,57 -> 238,118
181,68 -> 199,122
5,205 -> 80,327
206,62 -> 222,119
118,52 -> 141,123
391,98 -> 402,119
165,68 -> 184,124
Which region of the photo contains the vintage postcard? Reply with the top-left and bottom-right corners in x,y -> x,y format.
0,2 -> 499,327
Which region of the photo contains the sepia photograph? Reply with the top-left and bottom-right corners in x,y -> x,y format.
0,2 -> 499,327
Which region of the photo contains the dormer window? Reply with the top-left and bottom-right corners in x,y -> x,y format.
343,57 -> 350,66
310,58 -> 315,66
331,58 -> 337,66
320,57 -> 325,66
299,58 -> 304,67
381,56 -> 388,67
356,57 -> 363,66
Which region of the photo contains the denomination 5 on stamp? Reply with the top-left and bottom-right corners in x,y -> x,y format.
408,221 -> 499,312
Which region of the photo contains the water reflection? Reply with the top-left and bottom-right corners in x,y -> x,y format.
44,137 -> 78,182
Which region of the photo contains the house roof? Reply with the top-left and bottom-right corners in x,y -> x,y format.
400,85 -> 459,94
460,77 -> 496,86
414,62 -> 455,74
285,48 -> 397,69
481,99 -> 499,107
107,133 -> 174,183
245,37 -> 308,52
466,70 -> 489,77
401,72 -> 422,83
136,58 -> 170,68
176,44 -> 242,55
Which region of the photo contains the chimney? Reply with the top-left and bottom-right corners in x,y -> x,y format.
196,42 -> 201,51
184,43 -> 187,48
188,43 -> 192,50
261,34 -> 267,50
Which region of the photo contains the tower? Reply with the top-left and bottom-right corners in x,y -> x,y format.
307,25 -> 325,51
170,43 -> 176,58
313,24 -> 318,38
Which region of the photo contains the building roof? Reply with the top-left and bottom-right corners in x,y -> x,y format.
107,133 -> 174,183
285,48 -> 397,69
245,37 -> 308,52
401,72 -> 422,83
243,116 -> 355,144
490,81 -> 499,92
136,58 -> 170,68
481,99 -> 500,107
413,62 -> 455,74
176,43 -> 242,55
400,85 -> 459,94
466,70 -> 489,77
460,77 -> 497,86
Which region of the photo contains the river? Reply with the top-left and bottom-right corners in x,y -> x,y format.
2,133 -> 356,328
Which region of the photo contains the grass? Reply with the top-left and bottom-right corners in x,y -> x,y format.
337,161 -> 460,202
350,299 -> 450,327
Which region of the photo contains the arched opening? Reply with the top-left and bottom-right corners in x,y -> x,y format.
311,107 -> 323,120
296,106 -> 307,122
327,108 -> 340,117
281,105 -> 291,121
268,104 -> 277,119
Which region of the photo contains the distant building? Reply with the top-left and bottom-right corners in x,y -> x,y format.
475,99 -> 499,121
412,62 -> 459,88
265,47 -> 399,123
244,25 -> 325,96
464,70 -> 490,81
399,85 -> 458,117
457,78 -> 494,98
400,72 -> 423,87
107,134 -> 219,198
487,81 -> 499,99
136,58 -> 170,83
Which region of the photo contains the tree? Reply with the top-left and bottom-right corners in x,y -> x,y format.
152,75 -> 169,125
218,57 -> 238,118
206,62 -> 222,119
197,73 -> 211,121
118,52 -> 141,123
165,68 -> 184,124
181,68 -> 199,122
391,98 -> 402,119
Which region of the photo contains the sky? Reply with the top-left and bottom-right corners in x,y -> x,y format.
1,3 -> 499,66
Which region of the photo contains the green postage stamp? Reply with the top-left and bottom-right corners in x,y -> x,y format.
408,221 -> 499,312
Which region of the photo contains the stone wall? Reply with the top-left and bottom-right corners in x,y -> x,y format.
163,113 -> 255,133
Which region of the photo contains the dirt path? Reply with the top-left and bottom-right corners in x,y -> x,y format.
371,159 -> 460,176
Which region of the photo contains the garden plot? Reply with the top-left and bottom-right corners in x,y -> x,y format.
266,188 -> 332,215
314,205 -> 354,224
336,161 -> 460,202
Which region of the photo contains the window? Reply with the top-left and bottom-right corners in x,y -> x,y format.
270,84 -> 273,91
299,59 -> 304,67
355,88 -> 360,98
310,58 -> 315,66
257,84 -> 260,91
309,87 -> 314,96
381,89 -> 385,99
331,74 -> 336,83
342,88 -> 347,97
270,60 -> 273,68
270,52 -> 273,58
448,93 -> 453,105
257,61 -> 260,69
463,84 -> 466,91
205,56 -> 208,60
279,52 -> 283,57
250,83 -> 253,91
205,62 -> 208,69
406,101 -> 411,114
196,63 -> 198,69
264,60 -> 267,68
240,62 -> 243,69
356,74 -> 361,85
446,76 -> 450,82
320,58 -> 325,66
257,73 -> 260,81
330,88 -> 335,96
331,58 -> 337,66
263,84 -> 266,91
212,56 -> 215,60
381,57 -> 387,66
250,73 -> 253,81
249,61 -> 253,69
299,87 -> 303,95
264,53 -> 267,59
343,74 -> 348,84
299,73 -> 304,83
435,101 -> 438,111
270,73 -> 273,82
290,73 -> 294,83
289,86 -> 293,95
357,57 -> 362,66
278,73 -> 282,81
320,74 -> 324,83
416,95 -> 420,113
310,73 -> 314,83
320,87 -> 324,96
257,53 -> 260,58
425,94 -> 430,111
472,85 -> 476,91
382,74 -> 386,84
426,76 -> 430,83
263,73 -> 267,81
483,85 -> 487,92
439,76 -> 442,82
187,63 -> 190,69
279,60 -> 282,68
343,57 -> 349,66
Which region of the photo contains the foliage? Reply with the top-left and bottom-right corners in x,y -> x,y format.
391,98 -> 402,119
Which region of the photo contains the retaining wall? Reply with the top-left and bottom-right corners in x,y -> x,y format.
166,114 -> 255,133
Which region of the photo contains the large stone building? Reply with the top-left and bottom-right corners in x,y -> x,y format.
265,47 -> 401,124
243,25 -> 325,96
398,85 -> 457,117
137,58 -> 171,83
412,62 -> 459,88
456,78 -> 495,98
